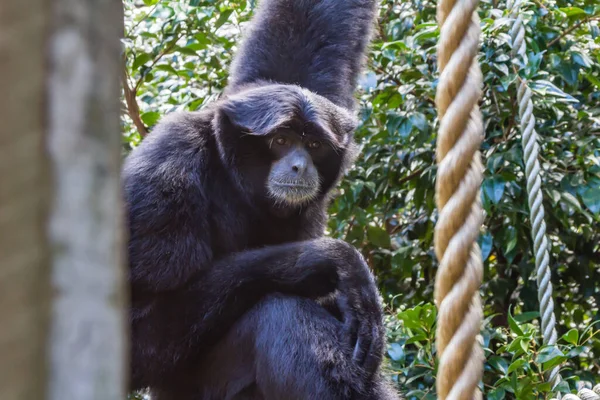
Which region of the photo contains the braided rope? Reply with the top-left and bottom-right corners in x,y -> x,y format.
433,0 -> 485,397
558,385 -> 600,400
507,0 -> 561,388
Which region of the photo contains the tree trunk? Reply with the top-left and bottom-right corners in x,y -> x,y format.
0,2 -> 51,399
0,0 -> 126,399
46,0 -> 127,399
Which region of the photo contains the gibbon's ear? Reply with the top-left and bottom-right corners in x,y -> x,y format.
218,86 -> 300,136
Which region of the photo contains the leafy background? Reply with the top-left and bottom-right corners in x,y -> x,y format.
122,0 -> 600,398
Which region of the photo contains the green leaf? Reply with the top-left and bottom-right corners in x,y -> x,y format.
141,111 -> 161,127
387,343 -> 404,361
397,307 -> 425,330
495,63 -> 509,76
572,52 -> 593,68
176,46 -> 199,56
507,308 -> 524,336
512,311 -> 539,323
507,337 -> 525,353
488,356 -> 509,374
505,236 -> 517,254
585,73 -> 600,88
561,329 -> 579,345
561,192 -> 583,212
537,382 -> 553,393
487,388 -> 506,400
554,380 -> 571,394
581,186 -> 600,214
483,176 -> 505,204
413,26 -> 439,42
387,93 -> 403,109
558,7 -> 588,17
155,64 -> 178,75
398,119 -> 413,137
405,333 -> 428,344
566,346 -> 586,358
542,355 -> 567,372
215,9 -> 233,29
359,71 -> 378,90
519,338 -> 529,354
536,345 -> 565,364
381,41 -> 408,51
479,232 -> 493,261
409,112 -> 428,132
367,225 -> 391,248
507,358 -> 527,374
532,80 -> 579,103
132,53 -> 152,70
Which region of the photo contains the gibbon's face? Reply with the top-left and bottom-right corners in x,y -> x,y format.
217,84 -> 358,210
263,124 -> 334,206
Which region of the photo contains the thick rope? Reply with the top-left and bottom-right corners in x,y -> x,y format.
557,385 -> 600,400
433,0 -> 485,397
507,0 -> 561,388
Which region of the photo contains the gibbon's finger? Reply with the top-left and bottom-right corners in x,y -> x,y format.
352,307 -> 374,366
337,294 -> 359,349
361,323 -> 384,376
352,286 -> 384,371
352,324 -> 370,366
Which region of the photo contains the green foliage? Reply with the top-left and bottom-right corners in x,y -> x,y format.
385,306 -> 600,399
123,0 -> 599,397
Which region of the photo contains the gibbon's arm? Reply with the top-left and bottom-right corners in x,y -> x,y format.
226,0 -> 378,110
174,238 -> 384,375
130,235 -> 384,385
179,241 -> 339,343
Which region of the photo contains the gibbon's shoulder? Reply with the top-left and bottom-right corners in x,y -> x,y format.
122,107 -> 219,187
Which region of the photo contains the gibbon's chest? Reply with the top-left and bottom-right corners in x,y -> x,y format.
209,203 -> 318,256
248,215 -> 305,247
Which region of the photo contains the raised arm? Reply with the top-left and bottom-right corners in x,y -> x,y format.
226,0 -> 378,110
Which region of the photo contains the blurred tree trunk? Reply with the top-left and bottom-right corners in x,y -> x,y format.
0,1 -> 51,399
0,1 -> 126,399
46,0 -> 127,399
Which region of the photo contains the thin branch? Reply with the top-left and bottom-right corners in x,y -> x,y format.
547,15 -> 600,48
531,0 -> 548,12
122,55 -> 148,137
125,3 -> 159,38
134,32 -> 184,92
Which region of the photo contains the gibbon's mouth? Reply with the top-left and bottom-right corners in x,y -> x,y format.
267,180 -> 320,205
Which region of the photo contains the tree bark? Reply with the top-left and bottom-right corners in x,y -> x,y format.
0,1 -> 126,399
46,1 -> 127,399
0,1 -> 51,399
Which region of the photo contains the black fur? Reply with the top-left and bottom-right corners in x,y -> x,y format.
227,0 -> 377,110
124,0 -> 399,398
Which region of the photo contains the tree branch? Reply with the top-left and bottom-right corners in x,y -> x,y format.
134,32 -> 183,92
547,15 -> 600,48
121,56 -> 148,137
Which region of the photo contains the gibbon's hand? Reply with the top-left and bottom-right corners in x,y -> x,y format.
296,238 -> 385,376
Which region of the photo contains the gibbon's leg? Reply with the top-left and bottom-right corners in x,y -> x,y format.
187,294 -> 399,400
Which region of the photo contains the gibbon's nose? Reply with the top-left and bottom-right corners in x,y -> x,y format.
290,154 -> 308,176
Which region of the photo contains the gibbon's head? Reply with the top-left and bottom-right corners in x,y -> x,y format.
214,84 -> 359,211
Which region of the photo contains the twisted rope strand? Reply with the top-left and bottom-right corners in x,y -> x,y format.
507,0 -> 561,388
434,0 -> 485,397
558,385 -> 600,400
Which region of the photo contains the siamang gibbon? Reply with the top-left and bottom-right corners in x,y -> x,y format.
123,0 -> 399,398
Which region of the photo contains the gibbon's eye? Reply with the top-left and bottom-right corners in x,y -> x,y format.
308,140 -> 321,149
275,136 -> 288,146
